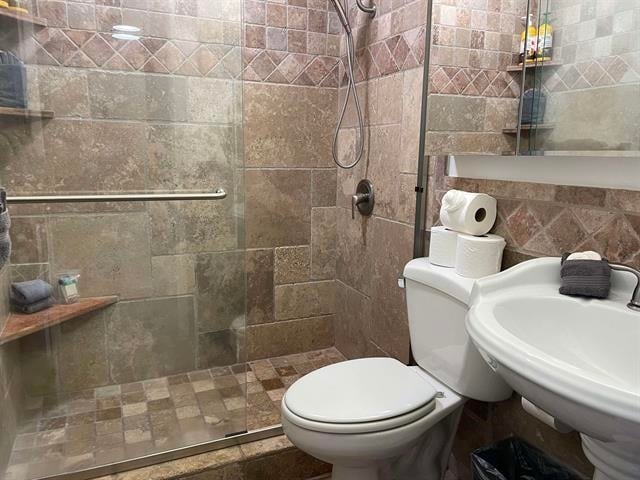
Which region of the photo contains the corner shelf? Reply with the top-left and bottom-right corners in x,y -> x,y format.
0,296 -> 118,345
506,61 -> 562,72
0,8 -> 48,27
0,106 -> 55,121
503,124 -> 555,134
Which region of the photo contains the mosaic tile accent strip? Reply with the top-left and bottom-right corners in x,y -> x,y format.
13,0 -> 245,78
338,0 -> 526,92
23,29 -> 243,78
243,49 -> 341,86
428,65 -> 519,97
346,25 -> 427,82
543,56 -> 640,93
241,0 -> 342,85
3,347 -> 345,480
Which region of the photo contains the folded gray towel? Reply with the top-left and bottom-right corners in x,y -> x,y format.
11,279 -> 54,305
15,296 -> 55,314
559,253 -> 611,299
0,210 -> 10,269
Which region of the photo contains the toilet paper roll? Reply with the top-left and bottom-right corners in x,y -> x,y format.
439,190 -> 497,236
428,226 -> 459,268
455,234 -> 506,279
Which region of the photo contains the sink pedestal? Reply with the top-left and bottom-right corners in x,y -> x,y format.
581,436 -> 640,480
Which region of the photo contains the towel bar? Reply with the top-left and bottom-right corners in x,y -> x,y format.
6,189 -> 227,204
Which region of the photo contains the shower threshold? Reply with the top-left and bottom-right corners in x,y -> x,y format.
4,347 -> 345,480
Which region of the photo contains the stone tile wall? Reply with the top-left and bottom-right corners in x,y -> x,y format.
424,0 -> 525,155
342,0 -> 428,80
242,81 -> 338,361
242,0 -> 342,85
333,67 -> 422,362
20,0 -> 243,78
428,160 -> 640,269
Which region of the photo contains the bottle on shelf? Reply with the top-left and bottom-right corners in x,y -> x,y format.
7,0 -> 29,14
519,14 -> 537,65
537,12 -> 553,62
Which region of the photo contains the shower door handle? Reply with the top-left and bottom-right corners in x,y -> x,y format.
6,189 -> 227,204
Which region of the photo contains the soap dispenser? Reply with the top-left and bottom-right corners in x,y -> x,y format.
519,14 -> 537,65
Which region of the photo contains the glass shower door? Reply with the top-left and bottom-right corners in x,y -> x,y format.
0,0 -> 246,478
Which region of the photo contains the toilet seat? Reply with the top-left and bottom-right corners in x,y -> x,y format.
282,397 -> 437,434
282,358 -> 438,434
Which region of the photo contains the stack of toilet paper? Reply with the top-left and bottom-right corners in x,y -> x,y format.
429,190 -> 506,278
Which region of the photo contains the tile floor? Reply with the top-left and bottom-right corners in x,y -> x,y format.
3,347 -> 345,480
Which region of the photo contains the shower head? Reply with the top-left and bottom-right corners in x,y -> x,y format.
329,0 -> 352,34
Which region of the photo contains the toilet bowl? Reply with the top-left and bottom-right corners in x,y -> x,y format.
282,258 -> 512,479
281,358 -> 465,480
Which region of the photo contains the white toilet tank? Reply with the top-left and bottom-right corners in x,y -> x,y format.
403,258 -> 511,402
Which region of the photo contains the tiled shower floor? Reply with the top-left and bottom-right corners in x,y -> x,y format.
4,347 -> 345,480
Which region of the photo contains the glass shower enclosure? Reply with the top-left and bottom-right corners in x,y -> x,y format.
0,0 -> 256,478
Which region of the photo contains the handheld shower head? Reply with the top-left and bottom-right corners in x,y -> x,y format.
329,0 -> 376,169
329,0 -> 351,34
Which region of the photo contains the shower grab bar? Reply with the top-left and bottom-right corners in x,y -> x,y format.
6,189 -> 227,204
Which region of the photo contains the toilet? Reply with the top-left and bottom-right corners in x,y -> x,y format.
281,258 -> 513,480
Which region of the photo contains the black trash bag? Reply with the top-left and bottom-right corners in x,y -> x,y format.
472,437 -> 586,480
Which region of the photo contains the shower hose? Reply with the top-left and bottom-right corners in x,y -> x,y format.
332,31 -> 366,170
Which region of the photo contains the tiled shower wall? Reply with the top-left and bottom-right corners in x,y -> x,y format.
240,0 -> 341,360
2,0 -> 246,403
241,80 -> 339,360
333,0 -> 429,361
242,0 -> 342,84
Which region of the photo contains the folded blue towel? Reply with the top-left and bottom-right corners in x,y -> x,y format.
15,296 -> 55,314
11,279 -> 54,305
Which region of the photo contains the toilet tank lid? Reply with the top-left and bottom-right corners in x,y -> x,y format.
403,258 -> 475,305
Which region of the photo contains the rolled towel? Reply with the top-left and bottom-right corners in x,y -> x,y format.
10,279 -> 54,305
0,210 -> 10,269
15,296 -> 55,314
559,253 -> 611,299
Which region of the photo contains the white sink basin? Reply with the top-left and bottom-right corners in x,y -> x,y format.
466,257 -> 640,480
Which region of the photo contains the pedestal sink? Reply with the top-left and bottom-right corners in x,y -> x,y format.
466,257 -> 640,480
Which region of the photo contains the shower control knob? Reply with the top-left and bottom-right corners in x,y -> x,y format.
351,179 -> 374,219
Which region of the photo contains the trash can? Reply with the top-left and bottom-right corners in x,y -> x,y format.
471,437 -> 586,480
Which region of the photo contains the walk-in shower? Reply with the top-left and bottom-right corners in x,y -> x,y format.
330,0 -> 376,169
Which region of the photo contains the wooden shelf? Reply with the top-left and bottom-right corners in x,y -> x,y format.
0,106 -> 55,120
0,296 -> 118,345
506,61 -> 562,72
503,124 -> 555,134
0,8 -> 48,27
